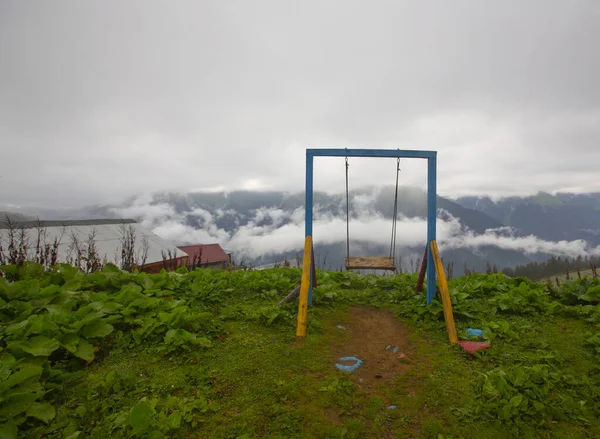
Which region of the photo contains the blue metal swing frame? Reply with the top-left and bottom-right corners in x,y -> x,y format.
304,148 -> 437,305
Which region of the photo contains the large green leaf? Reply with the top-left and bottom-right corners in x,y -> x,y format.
0,392 -> 38,419
509,395 -> 523,407
9,336 -> 60,357
89,301 -> 122,314
5,280 -> 40,301
0,354 -> 16,382
60,333 -> 80,353
0,421 -> 17,439
0,365 -> 43,392
73,340 -> 94,361
167,411 -> 181,429
102,263 -> 121,273
26,402 -> 55,423
4,320 -> 29,337
130,401 -> 152,435
44,304 -> 71,321
81,322 -> 114,339
134,275 -> 155,291
24,314 -> 60,338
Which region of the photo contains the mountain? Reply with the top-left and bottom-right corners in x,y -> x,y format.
454,191 -> 600,246
5,187 -> 599,274
0,211 -> 36,222
2,187 -> 543,273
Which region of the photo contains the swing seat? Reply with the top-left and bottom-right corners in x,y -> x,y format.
345,256 -> 396,271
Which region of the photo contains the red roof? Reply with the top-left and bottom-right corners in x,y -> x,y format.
177,244 -> 229,264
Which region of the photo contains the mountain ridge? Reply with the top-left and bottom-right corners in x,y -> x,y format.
6,187 -> 600,273
454,192 -> 600,246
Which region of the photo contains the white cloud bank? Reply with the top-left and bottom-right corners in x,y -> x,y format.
110,196 -> 600,262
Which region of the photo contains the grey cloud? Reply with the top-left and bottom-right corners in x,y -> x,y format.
1,0 -> 599,207
107,193 -> 600,264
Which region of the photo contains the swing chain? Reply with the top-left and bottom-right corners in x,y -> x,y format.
389,158 -> 401,260
345,156 -> 350,263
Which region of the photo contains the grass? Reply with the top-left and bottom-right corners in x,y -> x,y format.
3,264 -> 600,438
49,308 -> 599,438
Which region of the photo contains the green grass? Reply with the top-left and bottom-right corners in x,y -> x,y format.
50,310 -> 600,438
3,263 -> 600,438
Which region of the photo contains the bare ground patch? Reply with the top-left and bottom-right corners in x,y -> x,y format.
328,306 -> 417,395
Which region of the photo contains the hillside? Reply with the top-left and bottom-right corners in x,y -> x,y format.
6,188 -> 600,274
2,262 -> 600,438
0,211 -> 36,223
117,187 -> 537,272
455,192 -> 600,246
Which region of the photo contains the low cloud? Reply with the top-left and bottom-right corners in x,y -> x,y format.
442,227 -> 600,259
109,192 -> 600,262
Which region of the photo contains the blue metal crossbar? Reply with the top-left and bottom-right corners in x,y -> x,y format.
305,148 -> 437,305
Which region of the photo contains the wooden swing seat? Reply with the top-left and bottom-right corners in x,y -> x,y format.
345,256 -> 396,271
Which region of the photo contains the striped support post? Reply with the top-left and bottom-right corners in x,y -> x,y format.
430,240 -> 458,344
296,235 -> 313,337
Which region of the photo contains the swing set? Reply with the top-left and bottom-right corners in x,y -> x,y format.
295,148 -> 490,355
343,156 -> 401,271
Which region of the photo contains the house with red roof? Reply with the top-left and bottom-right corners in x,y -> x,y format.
177,243 -> 232,270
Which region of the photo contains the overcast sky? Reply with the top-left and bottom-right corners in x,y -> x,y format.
1,0 -> 598,209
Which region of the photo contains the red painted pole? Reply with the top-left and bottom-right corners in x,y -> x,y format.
311,242 -> 318,289
415,246 -> 427,294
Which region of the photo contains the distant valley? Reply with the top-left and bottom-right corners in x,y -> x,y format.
4,188 -> 600,274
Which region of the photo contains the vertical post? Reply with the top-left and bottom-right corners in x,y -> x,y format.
430,240 -> 458,343
415,246 -> 427,294
426,155 -> 437,304
296,236 -> 313,337
311,242 -> 317,289
305,151 -> 314,305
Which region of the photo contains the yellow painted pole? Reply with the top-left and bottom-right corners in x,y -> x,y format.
429,240 -> 458,344
296,236 -> 313,337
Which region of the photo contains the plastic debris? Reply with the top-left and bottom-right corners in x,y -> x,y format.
458,341 -> 491,356
392,346 -> 399,353
337,325 -> 345,330
335,356 -> 363,372
466,328 -> 483,338
397,353 -> 410,363
387,405 -> 397,410
386,345 -> 391,350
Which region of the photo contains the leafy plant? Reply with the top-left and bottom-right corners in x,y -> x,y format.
470,364 -> 589,425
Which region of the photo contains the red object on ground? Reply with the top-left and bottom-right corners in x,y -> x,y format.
457,341 -> 491,356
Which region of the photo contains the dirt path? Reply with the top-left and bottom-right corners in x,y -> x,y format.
329,306 -> 416,394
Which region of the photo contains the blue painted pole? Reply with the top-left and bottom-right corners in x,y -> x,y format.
305,151 -> 314,305
307,148 -> 436,159
426,155 -> 437,304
